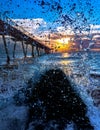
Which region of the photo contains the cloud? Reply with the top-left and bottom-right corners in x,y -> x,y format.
90,24 -> 100,29
13,18 -> 100,36
13,18 -> 47,35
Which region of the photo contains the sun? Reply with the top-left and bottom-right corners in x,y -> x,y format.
53,37 -> 72,52
57,38 -> 70,44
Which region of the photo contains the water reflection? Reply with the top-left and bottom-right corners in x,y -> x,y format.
61,53 -> 71,58
59,59 -> 74,65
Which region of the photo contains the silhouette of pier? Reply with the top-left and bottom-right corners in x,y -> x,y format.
0,13 -> 51,64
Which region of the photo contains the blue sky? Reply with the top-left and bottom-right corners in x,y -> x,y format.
0,0 -> 100,24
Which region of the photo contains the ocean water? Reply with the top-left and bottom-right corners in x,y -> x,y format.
0,46 -> 100,129
33,52 -> 100,129
37,51 -> 100,77
0,37 -> 44,65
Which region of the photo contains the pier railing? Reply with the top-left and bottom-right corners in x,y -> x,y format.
0,12 -> 34,39
0,12 -> 51,49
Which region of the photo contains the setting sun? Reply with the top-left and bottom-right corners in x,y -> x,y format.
57,38 -> 70,45
52,37 -> 72,52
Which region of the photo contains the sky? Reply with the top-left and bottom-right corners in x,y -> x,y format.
0,0 -> 100,51
0,0 -> 100,36
0,0 -> 100,24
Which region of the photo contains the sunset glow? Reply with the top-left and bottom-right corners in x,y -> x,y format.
57,38 -> 70,45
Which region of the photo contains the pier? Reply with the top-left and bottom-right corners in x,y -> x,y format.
0,14 -> 51,64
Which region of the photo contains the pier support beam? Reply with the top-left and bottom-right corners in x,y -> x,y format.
25,44 -> 28,56
36,46 -> 40,56
45,48 -> 49,54
31,45 -> 34,57
22,41 -> 27,57
2,34 -> 10,64
13,40 -> 16,58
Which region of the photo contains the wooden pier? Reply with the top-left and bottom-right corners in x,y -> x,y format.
0,15 -> 51,64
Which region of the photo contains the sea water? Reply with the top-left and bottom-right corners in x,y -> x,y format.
0,47 -> 100,129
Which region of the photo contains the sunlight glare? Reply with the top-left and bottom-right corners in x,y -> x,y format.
57,38 -> 70,44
